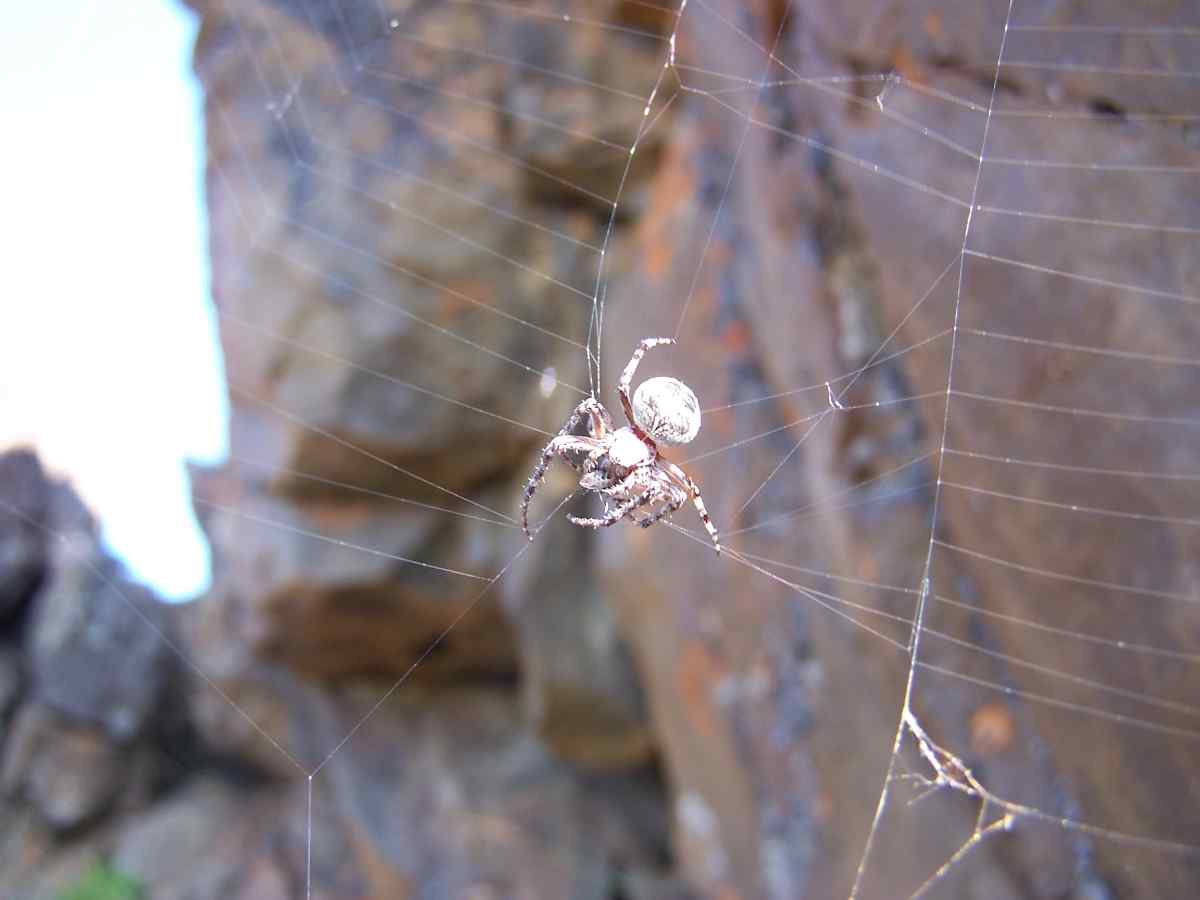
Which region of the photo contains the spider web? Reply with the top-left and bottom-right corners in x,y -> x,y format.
15,0 -> 1200,897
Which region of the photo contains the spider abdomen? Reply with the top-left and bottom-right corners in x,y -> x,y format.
633,376 -> 701,445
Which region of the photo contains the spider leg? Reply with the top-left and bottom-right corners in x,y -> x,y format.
522,397 -> 615,540
618,338 -> 675,431
579,444 -> 610,484
580,472 -> 617,493
598,467 -> 648,498
634,487 -> 686,529
568,490 -> 656,529
521,434 -> 602,540
596,467 -> 663,522
662,460 -> 721,554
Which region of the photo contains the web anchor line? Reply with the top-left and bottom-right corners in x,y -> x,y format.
850,2 -> 1016,895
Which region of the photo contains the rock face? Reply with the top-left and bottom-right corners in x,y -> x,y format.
4,1 -> 1198,898
0,451 -> 189,885
0,451 -> 49,622
628,6 -> 1200,898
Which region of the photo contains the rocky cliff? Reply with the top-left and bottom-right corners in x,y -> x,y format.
2,1 -> 1198,898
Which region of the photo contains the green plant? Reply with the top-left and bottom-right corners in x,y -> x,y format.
57,863 -> 143,900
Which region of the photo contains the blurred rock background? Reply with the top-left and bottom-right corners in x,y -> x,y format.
2,1 -> 1197,898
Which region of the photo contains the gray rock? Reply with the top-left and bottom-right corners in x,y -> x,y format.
1,704 -> 125,832
30,550 -> 172,741
113,776 -> 265,900
0,449 -> 50,623
0,647 -> 19,724
505,517 -> 654,770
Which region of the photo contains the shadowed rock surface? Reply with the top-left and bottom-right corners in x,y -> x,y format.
2,1 -> 1198,898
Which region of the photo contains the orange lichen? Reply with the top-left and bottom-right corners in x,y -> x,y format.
969,702 -> 1015,757
438,279 -> 494,322
302,500 -> 375,531
857,554 -> 880,583
676,641 -> 723,739
720,320 -> 751,354
637,137 -> 696,281
814,790 -> 834,824
891,44 -> 926,86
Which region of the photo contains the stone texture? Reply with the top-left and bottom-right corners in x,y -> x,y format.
303,687 -> 677,899
0,450 -> 185,844
179,0 -> 668,782
3,1 -> 1197,899
193,0 -> 608,504
806,0 -> 1200,119
30,547 -> 173,741
595,3 -> 1200,898
182,0 -> 1200,896
113,776 -> 293,900
193,467 -> 518,685
0,445 -> 176,743
0,804 -> 111,900
504,513 -> 655,770
170,0 -> 693,892
0,647 -> 19,724
1,704 -> 127,833
0,449 -> 50,622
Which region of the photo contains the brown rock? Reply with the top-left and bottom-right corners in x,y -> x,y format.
806,0 -> 1200,119
192,0 -> 635,507
2,1 -> 1187,898
1,705 -> 126,833
597,3 -> 1200,898
113,776 -> 294,900
0,803 -> 109,900
194,481 -> 518,684
305,686 -> 676,898
145,689 -> 687,899
505,513 -> 654,770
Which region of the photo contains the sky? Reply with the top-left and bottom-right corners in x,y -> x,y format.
0,1 -> 228,599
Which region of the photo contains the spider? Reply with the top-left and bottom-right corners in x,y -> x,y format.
521,337 -> 721,553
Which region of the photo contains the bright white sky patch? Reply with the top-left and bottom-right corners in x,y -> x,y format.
0,1 -> 227,600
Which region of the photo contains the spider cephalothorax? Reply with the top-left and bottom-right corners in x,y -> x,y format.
520,338 -> 720,553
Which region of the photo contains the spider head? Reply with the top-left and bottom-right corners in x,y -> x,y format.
632,376 -> 701,445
